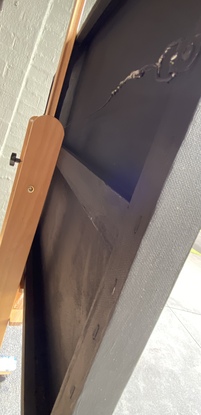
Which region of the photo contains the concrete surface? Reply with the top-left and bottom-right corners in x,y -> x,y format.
114,233 -> 201,415
0,326 -> 22,415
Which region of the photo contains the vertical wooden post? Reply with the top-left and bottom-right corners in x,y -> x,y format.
45,0 -> 86,117
0,116 -> 64,346
0,0 -> 86,347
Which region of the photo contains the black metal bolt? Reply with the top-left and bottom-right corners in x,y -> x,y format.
10,152 -> 21,166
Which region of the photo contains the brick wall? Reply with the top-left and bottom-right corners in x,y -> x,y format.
0,0 -> 80,230
0,0 -> 96,230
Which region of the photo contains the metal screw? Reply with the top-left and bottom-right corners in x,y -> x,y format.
28,186 -> 34,193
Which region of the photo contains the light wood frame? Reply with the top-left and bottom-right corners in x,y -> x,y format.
0,0 -> 86,347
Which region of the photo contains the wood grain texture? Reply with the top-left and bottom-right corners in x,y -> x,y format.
0,115 -> 64,347
9,287 -> 24,326
45,0 -> 86,117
